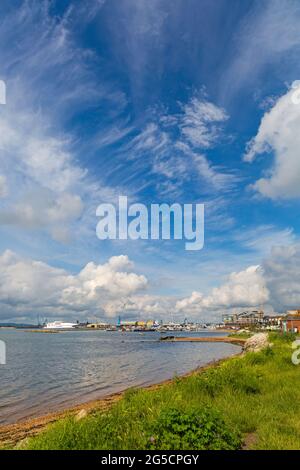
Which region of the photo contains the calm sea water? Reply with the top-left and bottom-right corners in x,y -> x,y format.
0,329 -> 240,425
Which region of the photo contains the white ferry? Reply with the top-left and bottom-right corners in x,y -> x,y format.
43,321 -> 77,330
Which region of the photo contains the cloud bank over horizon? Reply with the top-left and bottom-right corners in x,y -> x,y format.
1,245 -> 300,323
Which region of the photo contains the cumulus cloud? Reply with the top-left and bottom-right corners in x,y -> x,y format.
244,86 -> 300,199
3,243 -> 300,322
0,251 -> 147,321
175,243 -> 300,317
176,265 -> 269,315
176,291 -> 204,313
207,265 -> 269,308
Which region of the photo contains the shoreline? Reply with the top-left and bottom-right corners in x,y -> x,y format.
162,336 -> 246,345
0,347 -> 242,448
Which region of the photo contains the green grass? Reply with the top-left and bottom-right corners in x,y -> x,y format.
23,332 -> 300,450
228,331 -> 253,339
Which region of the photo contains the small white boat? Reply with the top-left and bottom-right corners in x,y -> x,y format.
44,321 -> 77,330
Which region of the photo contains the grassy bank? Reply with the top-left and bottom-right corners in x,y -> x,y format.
20,333 -> 300,450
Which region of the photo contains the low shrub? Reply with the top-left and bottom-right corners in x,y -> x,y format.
147,407 -> 241,450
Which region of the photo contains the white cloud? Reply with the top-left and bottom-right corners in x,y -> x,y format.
127,96 -> 237,195
0,111 -> 87,193
0,1 -> 122,244
244,86 -> 300,199
207,265 -> 269,308
234,225 -> 295,257
0,251 -> 147,321
175,243 -> 300,316
176,266 -> 269,315
0,191 -> 84,243
3,243 -> 300,322
177,141 -> 238,192
130,123 -> 170,155
176,291 -> 204,313
180,98 -> 228,148
23,137 -> 87,193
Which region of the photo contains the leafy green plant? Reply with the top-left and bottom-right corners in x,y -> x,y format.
147,407 -> 241,450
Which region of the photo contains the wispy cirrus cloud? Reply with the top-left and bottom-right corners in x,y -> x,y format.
0,1 -> 124,245
180,97 -> 228,148
234,225 -> 296,257
122,95 -> 239,197
222,0 -> 300,99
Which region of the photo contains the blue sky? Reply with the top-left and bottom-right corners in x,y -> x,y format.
0,0 -> 300,323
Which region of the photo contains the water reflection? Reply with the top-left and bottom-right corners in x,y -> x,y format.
0,330 -> 240,424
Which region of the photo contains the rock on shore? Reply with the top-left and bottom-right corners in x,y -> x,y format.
244,333 -> 270,353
